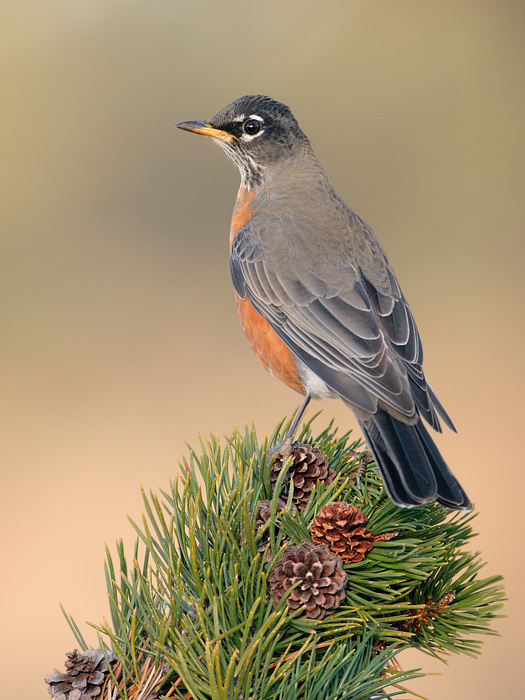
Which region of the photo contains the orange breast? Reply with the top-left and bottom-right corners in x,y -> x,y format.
230,186 -> 305,394
230,186 -> 255,247
235,293 -> 306,395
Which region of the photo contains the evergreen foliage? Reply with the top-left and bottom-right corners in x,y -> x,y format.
63,416 -> 505,699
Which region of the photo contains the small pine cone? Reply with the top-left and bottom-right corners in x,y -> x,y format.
255,498 -> 287,532
253,498 -> 290,560
271,442 -> 335,509
269,540 -> 347,619
309,501 -> 374,563
45,648 -> 116,699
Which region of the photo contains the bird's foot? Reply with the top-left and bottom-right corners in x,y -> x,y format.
267,435 -> 294,463
266,394 -> 312,464
345,446 -> 372,478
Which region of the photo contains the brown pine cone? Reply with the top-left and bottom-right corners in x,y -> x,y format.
255,498 -> 287,532
45,648 -> 116,699
271,442 -> 335,509
269,540 -> 347,619
254,498 -> 290,560
309,501 -> 374,563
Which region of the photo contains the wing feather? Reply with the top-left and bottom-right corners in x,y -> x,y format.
231,222 -> 450,429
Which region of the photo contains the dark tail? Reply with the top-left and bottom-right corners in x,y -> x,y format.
359,409 -> 471,510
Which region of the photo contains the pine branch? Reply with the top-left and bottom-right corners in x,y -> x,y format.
49,416 -> 505,700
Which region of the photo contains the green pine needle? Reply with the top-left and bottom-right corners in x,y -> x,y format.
61,416 -> 505,699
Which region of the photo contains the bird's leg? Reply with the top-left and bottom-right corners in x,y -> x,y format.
268,394 -> 312,461
345,445 -> 373,478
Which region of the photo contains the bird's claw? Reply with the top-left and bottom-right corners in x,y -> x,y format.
267,435 -> 294,463
345,447 -> 372,478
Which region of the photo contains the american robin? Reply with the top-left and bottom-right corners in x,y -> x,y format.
177,95 -> 471,511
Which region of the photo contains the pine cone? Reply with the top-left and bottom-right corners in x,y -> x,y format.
271,442 -> 335,509
255,498 -> 287,532
253,498 -> 290,560
45,648 -> 116,699
269,540 -> 347,619
309,501 -> 374,563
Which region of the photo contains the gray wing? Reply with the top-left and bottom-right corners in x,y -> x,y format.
231,219 -> 453,431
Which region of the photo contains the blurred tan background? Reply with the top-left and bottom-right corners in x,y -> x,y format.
1,1 -> 523,697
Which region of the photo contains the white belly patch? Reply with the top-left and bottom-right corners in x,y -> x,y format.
297,360 -> 339,400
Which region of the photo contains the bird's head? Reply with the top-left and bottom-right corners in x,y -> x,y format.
177,95 -> 309,186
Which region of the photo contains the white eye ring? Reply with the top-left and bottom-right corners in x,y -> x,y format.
243,119 -> 261,136
241,115 -> 265,142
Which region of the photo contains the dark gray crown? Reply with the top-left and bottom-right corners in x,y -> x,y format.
211,95 -> 300,133
209,95 -> 310,179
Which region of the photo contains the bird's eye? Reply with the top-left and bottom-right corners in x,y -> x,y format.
243,119 -> 261,135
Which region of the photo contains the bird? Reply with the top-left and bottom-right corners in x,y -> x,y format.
177,95 -> 471,510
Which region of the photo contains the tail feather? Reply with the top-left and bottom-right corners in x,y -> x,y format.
359,409 -> 471,511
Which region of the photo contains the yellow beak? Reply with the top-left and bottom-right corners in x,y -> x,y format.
176,120 -> 234,143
